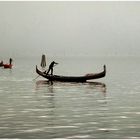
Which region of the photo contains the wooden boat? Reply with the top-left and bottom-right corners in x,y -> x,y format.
3,64 -> 12,69
36,65 -> 106,82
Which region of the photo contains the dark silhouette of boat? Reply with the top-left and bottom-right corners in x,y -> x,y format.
36,65 -> 106,82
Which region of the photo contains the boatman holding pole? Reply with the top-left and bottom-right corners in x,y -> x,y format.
45,61 -> 58,75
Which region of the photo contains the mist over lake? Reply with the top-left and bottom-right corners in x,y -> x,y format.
0,1 -> 140,59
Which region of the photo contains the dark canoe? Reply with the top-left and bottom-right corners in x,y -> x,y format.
36,65 -> 106,82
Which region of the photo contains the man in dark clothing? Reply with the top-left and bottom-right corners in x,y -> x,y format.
46,61 -> 58,75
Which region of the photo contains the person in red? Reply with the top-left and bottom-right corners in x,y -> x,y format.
46,61 -> 58,75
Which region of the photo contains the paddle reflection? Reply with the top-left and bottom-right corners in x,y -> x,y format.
36,80 -> 54,93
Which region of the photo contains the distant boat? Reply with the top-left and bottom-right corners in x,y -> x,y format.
3,58 -> 13,69
36,65 -> 106,82
3,64 -> 12,69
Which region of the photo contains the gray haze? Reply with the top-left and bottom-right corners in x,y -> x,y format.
0,1 -> 140,59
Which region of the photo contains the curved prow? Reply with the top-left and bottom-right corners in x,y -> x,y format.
103,65 -> 106,76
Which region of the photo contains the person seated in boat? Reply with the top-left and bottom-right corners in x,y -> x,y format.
45,61 -> 58,75
85,73 -> 94,76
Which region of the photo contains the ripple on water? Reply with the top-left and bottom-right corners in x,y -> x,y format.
66,134 -> 90,139
22,128 -> 45,133
98,128 -> 119,131
51,125 -> 78,128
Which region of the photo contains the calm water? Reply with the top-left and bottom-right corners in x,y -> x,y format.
0,56 -> 140,139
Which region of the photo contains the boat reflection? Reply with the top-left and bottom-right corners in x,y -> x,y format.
35,80 -> 106,96
86,81 -> 106,96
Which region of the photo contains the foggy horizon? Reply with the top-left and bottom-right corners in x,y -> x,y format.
0,1 -> 140,59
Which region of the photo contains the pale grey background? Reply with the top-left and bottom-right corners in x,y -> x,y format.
0,1 -> 140,59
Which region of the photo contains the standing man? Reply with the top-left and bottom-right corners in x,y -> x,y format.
46,61 -> 58,75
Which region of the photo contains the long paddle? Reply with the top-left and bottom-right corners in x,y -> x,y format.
33,75 -> 40,81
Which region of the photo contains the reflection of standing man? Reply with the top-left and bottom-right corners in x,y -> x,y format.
46,61 -> 58,75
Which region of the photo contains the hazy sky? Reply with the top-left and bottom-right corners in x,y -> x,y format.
0,1 -> 140,58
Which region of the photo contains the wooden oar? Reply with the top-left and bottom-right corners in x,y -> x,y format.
33,75 -> 40,81
33,68 -> 48,81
